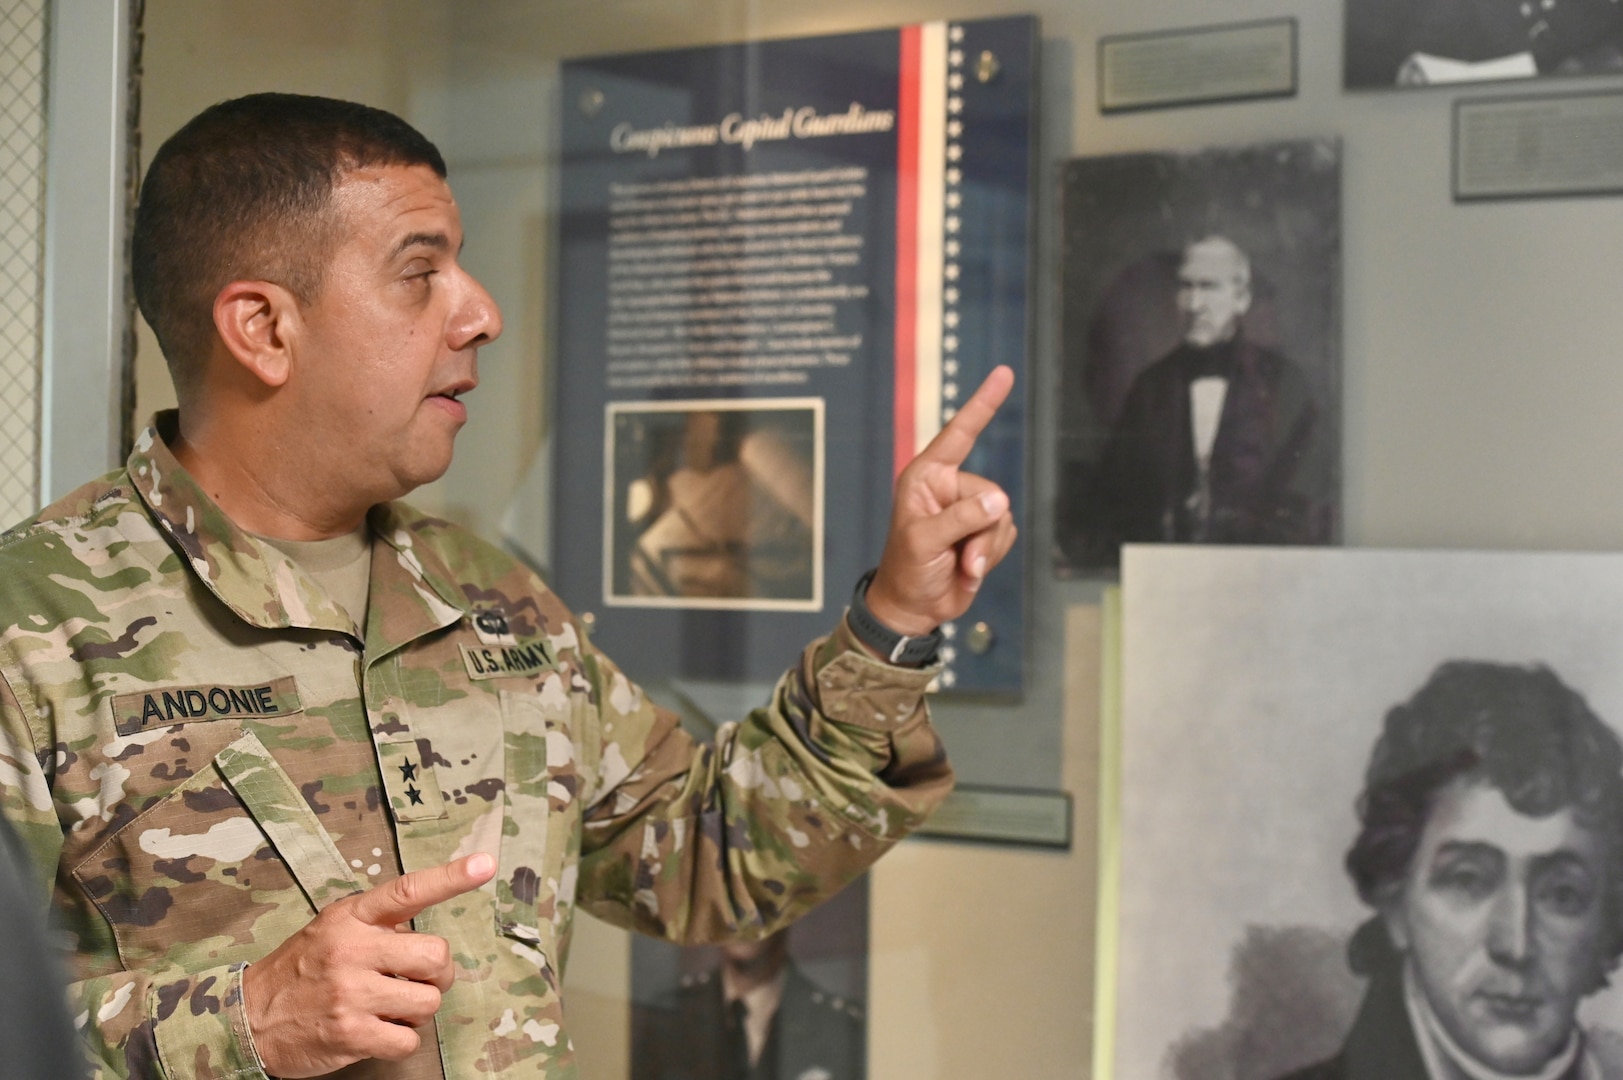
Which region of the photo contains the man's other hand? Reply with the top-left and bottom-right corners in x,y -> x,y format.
865,365 -> 1018,639
242,852 -> 496,1077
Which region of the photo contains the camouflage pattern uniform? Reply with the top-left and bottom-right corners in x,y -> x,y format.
0,414 -> 952,1079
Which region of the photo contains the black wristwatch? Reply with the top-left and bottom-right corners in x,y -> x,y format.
846,568 -> 944,666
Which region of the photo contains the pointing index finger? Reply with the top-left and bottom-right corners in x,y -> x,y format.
350,852 -> 496,928
914,365 -> 1014,469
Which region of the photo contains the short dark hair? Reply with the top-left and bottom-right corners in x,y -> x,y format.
1345,661 -> 1623,964
131,93 -> 446,396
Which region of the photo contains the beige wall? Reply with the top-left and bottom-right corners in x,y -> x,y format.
133,0 -> 454,475
869,604 -> 1101,1080
134,1 -> 1623,1077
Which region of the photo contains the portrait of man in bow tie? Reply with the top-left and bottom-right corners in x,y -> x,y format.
1088,234 -> 1330,551
1051,142 -> 1343,571
1054,141 -> 1341,573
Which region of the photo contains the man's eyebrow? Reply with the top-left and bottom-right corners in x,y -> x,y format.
388,231 -> 458,260
1430,840 -> 1503,863
1531,849 -> 1600,876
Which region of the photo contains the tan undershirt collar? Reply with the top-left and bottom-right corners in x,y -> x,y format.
254,526 -> 373,633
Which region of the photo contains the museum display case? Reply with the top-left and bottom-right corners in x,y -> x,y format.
29,0 -> 1622,1075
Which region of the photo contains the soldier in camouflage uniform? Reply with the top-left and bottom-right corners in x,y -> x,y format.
0,94 -> 1018,1079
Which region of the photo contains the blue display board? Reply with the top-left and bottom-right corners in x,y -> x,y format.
554,17 -> 1035,692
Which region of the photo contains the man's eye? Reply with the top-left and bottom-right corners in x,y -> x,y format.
1536,873 -> 1597,917
1431,862 -> 1497,899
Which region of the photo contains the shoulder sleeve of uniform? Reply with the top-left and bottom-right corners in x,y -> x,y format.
2,471 -> 131,543
572,614 -> 951,944
0,669 -> 57,900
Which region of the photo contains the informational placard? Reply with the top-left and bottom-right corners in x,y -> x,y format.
911,784 -> 1072,848
1098,19 -> 1296,113
1455,90 -> 1623,201
555,18 -> 1036,692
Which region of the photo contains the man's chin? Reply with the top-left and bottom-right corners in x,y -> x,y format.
1461,1020 -> 1569,1077
407,461 -> 455,495
388,447 -> 458,500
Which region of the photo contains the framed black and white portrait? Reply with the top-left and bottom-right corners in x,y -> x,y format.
1346,0 -> 1623,89
1104,546 -> 1623,1080
1054,140 -> 1341,575
631,880 -> 868,1080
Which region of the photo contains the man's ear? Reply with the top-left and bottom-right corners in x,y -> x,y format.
1234,284 -> 1254,318
211,280 -> 299,389
1376,887 -> 1412,952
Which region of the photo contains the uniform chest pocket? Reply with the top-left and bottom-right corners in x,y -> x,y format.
494,688 -> 583,959
72,731 -> 358,973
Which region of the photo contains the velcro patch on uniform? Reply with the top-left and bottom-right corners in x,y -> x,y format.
378,738 -> 447,822
460,640 -> 555,681
111,676 -> 303,736
471,608 -> 519,647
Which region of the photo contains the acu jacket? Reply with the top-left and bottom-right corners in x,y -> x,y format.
0,415 -> 952,1078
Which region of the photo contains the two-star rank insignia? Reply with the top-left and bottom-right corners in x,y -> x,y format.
378,739 -> 446,822
399,759 -> 423,803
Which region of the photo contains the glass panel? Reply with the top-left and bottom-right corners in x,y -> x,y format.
0,0 -> 46,517
131,2 -> 1623,1078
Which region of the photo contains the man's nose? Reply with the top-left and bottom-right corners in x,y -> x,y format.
1486,884 -> 1535,965
450,271 -> 504,349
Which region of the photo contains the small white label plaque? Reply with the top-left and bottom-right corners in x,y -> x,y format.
1099,19 -> 1297,114
1455,90 -> 1623,201
913,785 -> 1072,848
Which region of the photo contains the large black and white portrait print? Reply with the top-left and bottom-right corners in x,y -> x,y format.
1109,546 -> 1623,1080
1054,140 -> 1341,575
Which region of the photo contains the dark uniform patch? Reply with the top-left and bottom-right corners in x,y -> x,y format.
472,608 -> 518,646
110,677 -> 302,736
378,739 -> 447,822
459,640 -> 555,682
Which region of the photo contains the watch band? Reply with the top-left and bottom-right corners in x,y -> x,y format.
846,568 -> 943,666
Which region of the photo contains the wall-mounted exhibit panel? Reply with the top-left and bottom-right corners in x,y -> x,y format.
1099,18 -> 1299,113
552,17 -> 1037,692
1454,88 -> 1623,200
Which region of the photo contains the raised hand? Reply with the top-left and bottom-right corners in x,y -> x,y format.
865,365 -> 1018,638
242,852 -> 496,1077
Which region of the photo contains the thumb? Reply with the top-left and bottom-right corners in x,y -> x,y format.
906,480 -> 1010,559
348,852 -> 496,928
